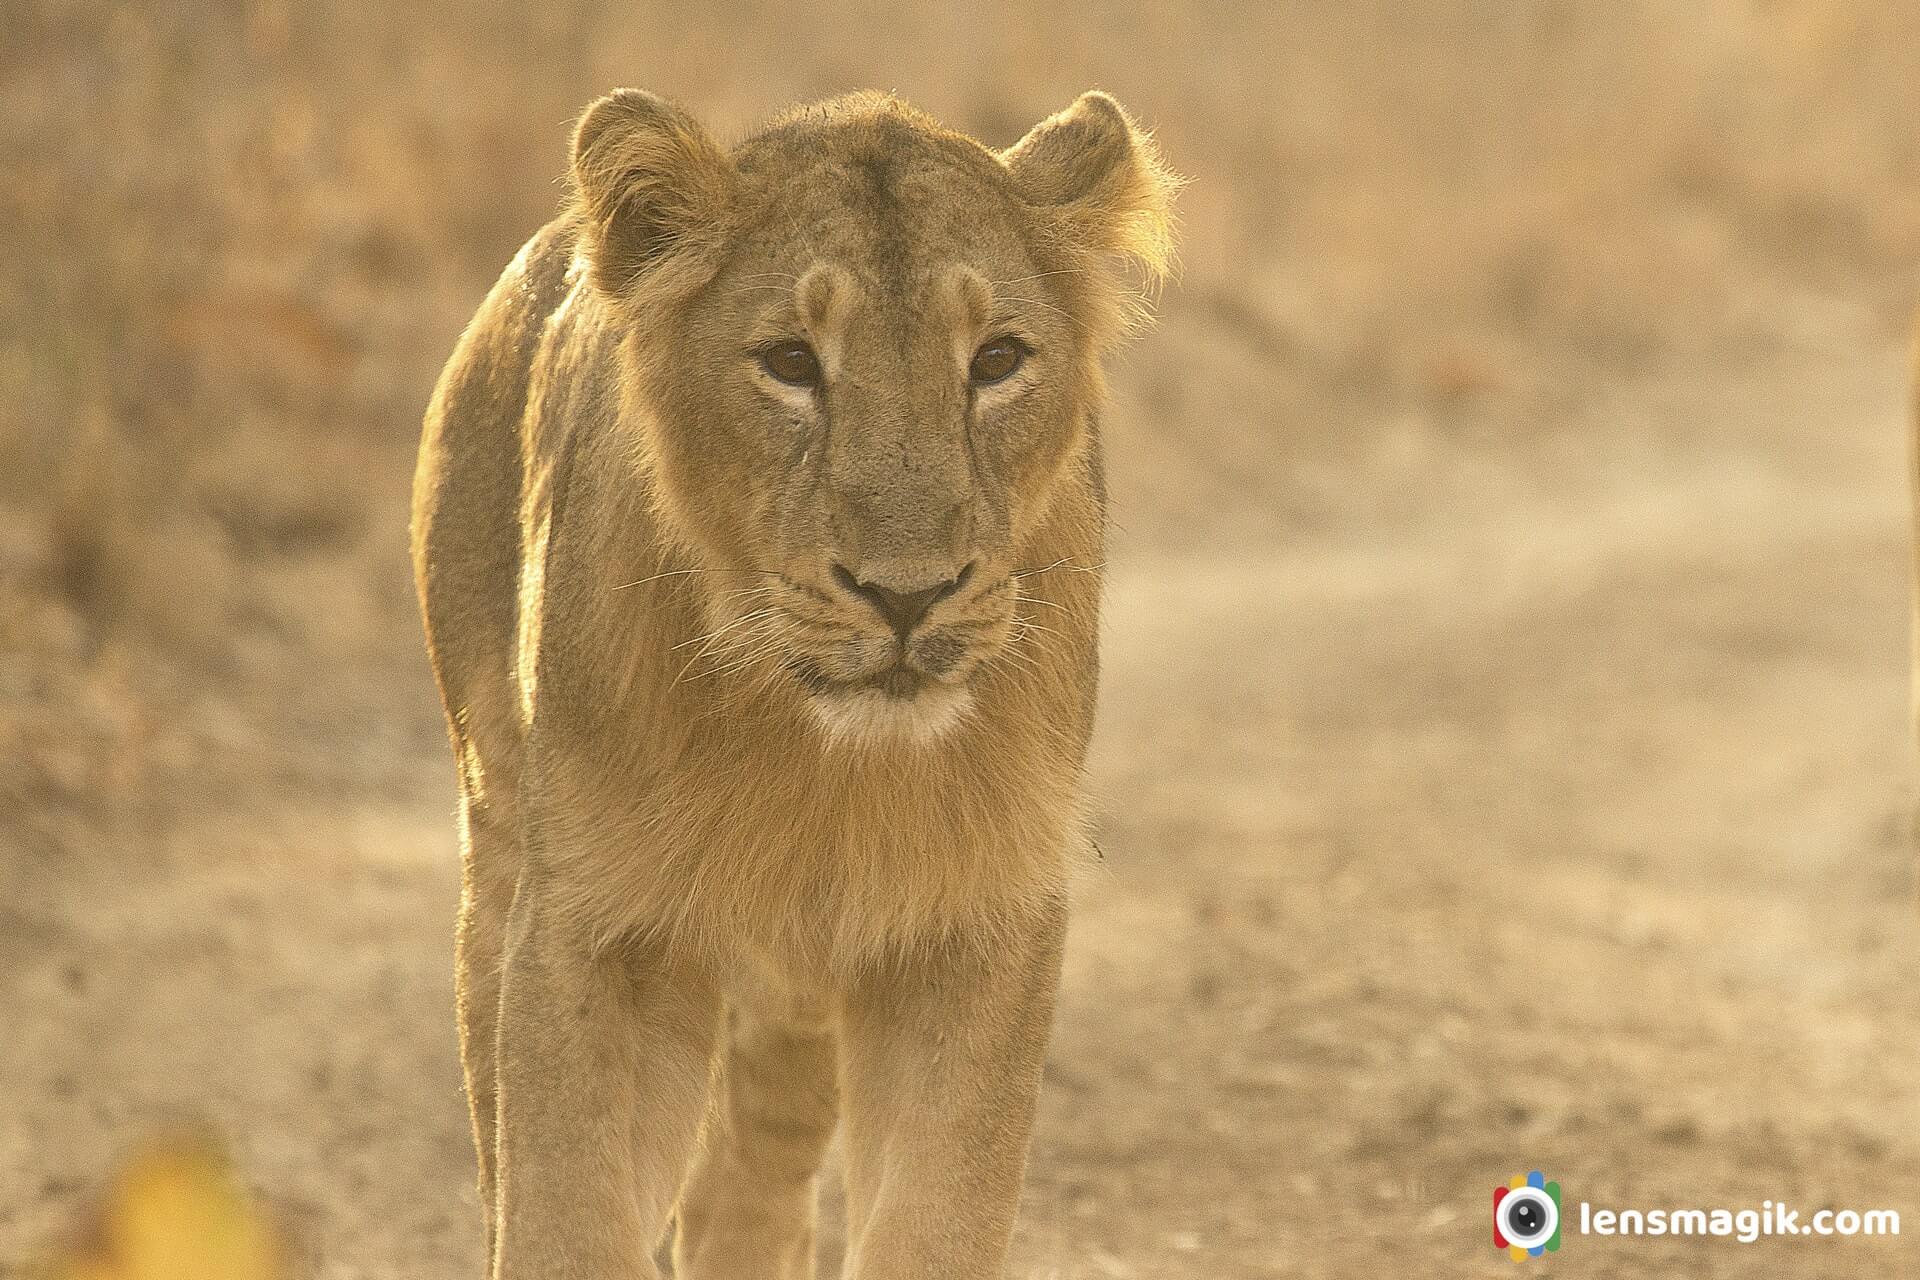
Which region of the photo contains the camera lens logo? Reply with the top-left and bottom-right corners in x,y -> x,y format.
1492,1171 -> 1561,1260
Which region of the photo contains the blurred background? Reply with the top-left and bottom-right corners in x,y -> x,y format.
4,1 -> 1920,1275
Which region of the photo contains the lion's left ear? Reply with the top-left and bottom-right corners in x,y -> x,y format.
1001,92 -> 1181,286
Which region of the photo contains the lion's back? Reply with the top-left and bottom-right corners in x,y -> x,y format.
410,218 -> 580,772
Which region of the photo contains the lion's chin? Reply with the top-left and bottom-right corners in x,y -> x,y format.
803,681 -> 975,749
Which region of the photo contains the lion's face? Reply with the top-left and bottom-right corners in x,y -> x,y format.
571,91 -> 1175,742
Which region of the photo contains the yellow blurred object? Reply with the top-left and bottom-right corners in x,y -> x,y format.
52,1137 -> 282,1280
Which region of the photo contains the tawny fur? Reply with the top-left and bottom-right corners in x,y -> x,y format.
411,89 -> 1177,1280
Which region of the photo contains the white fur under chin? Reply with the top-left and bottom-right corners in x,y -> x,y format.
806,683 -> 975,749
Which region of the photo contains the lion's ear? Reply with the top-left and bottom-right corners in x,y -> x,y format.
1001,92 -> 1180,286
570,89 -> 732,301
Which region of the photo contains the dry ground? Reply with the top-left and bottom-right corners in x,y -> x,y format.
6,3 -> 1920,1277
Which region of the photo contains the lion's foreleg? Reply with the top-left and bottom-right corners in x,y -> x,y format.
488,861 -> 720,1280
838,896 -> 1067,1280
453,776 -> 521,1268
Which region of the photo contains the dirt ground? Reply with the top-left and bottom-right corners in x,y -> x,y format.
6,3 -> 1920,1277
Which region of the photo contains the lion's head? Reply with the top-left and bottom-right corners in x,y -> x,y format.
568,90 -> 1177,743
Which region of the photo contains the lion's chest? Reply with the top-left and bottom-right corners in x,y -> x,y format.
576,710 -> 1082,970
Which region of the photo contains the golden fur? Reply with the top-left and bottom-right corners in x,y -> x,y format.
411,88 -> 1176,1279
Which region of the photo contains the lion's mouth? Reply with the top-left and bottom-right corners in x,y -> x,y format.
788,658 -> 976,746
788,658 -> 933,701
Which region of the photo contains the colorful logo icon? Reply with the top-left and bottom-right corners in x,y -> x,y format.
1493,1171 -> 1561,1259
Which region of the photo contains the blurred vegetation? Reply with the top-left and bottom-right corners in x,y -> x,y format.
42,1136 -> 282,1280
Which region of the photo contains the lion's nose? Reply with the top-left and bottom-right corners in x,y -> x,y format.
831,561 -> 974,638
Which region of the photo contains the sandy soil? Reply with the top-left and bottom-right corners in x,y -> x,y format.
6,332 -> 1918,1277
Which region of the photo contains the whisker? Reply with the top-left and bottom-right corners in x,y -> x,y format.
674,630 -> 765,688
672,607 -> 778,655
998,294 -> 1076,324
693,625 -> 783,663
1014,557 -> 1106,580
612,567 -> 712,592
684,628 -> 791,684
694,652 -> 779,684
684,649 -> 795,729
938,616 -> 1008,636
1011,618 -> 1065,640
989,268 -> 1088,287
611,566 -> 781,592
990,643 -> 1043,678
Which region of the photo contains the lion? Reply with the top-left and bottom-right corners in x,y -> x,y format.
410,88 -> 1177,1279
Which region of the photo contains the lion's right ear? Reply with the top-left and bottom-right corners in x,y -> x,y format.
570,89 -> 732,301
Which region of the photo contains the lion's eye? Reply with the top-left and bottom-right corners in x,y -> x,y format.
968,337 -> 1026,385
759,341 -> 822,387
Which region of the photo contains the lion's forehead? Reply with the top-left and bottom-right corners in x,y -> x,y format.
730,123 -> 1036,279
